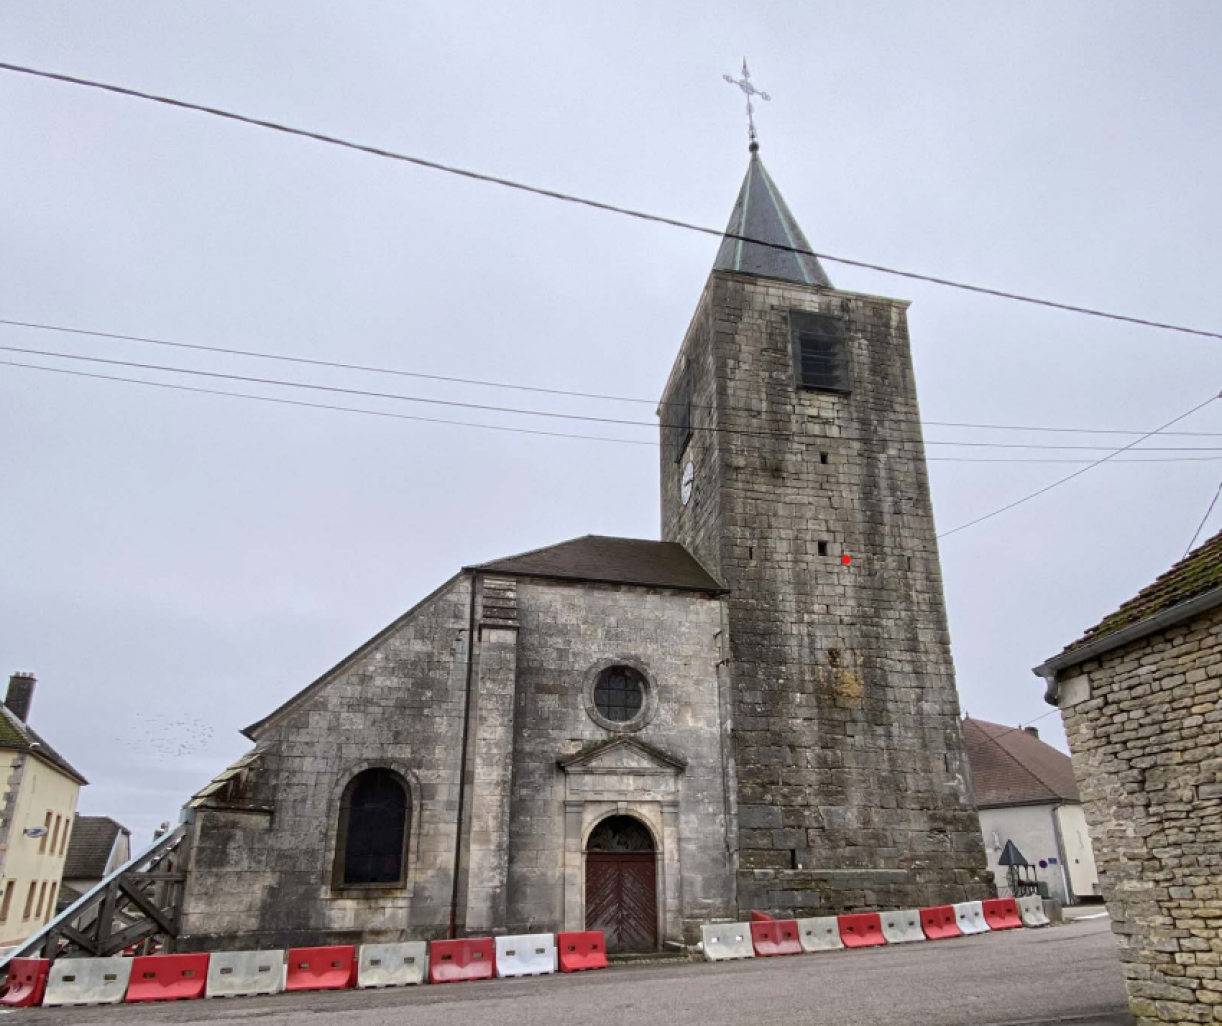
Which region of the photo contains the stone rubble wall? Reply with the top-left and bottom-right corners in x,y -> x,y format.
1056,604 -> 1222,1025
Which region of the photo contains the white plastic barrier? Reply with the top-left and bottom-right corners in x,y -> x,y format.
880,909 -> 925,944
357,941 -> 429,988
700,922 -> 755,961
953,901 -> 991,936
796,916 -> 844,953
206,949 -> 285,998
494,934 -> 557,978
43,957 -> 133,1007
1017,895 -> 1051,928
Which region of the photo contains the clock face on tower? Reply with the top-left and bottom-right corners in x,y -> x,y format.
680,460 -> 695,506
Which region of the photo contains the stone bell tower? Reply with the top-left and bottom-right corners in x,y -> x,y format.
659,142 -> 991,915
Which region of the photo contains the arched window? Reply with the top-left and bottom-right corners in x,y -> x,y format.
334,768 -> 410,887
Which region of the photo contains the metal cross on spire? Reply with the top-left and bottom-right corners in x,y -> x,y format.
723,58 -> 770,151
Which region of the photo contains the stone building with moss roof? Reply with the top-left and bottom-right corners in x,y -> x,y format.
1036,529 -> 1222,1026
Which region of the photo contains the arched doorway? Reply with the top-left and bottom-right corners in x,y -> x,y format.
585,815 -> 658,953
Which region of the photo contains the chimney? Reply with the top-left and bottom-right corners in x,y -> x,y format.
5,672 -> 36,723
1023,725 -> 1039,739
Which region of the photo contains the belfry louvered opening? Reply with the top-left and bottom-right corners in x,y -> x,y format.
789,311 -> 850,394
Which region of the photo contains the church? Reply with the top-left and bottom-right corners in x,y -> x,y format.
178,141 -> 992,954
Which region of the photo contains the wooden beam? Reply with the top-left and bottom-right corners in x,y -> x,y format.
57,924 -> 100,956
117,879 -> 175,936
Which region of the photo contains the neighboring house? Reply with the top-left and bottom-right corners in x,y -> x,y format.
1035,530 -> 1222,1026
0,672 -> 88,948
58,815 -> 131,913
962,716 -> 1100,905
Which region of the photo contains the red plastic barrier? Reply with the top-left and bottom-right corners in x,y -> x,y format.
920,905 -> 963,941
838,913 -> 886,948
750,918 -> 802,956
0,958 -> 50,1007
285,946 -> 356,992
126,954 -> 210,1002
557,932 -> 607,972
429,938 -> 495,983
750,910 -> 774,922
983,897 -> 1023,931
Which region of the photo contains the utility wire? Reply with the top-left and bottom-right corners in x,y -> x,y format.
2,61 -> 1220,343
0,359 -> 655,446
5,316 -> 1222,439
963,708 -> 1062,755
1183,475 -> 1222,556
937,394 -> 1221,539
5,358 -> 1221,466
8,341 -> 1222,454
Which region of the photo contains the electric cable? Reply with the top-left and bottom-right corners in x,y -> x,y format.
2,61 -> 1220,342
937,394 -> 1221,539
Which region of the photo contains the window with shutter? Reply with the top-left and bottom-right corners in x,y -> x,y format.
789,312 -> 850,394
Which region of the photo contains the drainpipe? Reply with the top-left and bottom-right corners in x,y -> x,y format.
1050,803 -> 1073,905
449,571 -> 479,939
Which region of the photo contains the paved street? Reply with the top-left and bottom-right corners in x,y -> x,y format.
15,917 -> 1132,1026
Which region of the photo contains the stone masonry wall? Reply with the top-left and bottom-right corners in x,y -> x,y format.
660,271 -> 991,916
179,575 -> 473,951
1055,604 -> 1222,1025
506,579 -> 736,943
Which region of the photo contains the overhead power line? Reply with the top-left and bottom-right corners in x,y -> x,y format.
5,316 -> 1222,440
2,61 -> 1220,343
6,357 -> 1222,467
963,708 -> 1062,755
1183,474 -> 1222,556
8,340 -> 1222,454
0,359 -> 655,446
937,394 -> 1221,539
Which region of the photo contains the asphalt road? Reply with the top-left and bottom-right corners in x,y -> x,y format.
14,917 -> 1132,1026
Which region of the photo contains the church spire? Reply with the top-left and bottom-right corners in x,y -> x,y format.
715,61 -> 831,288
712,152 -> 832,288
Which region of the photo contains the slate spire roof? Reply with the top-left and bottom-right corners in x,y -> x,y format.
713,149 -> 832,288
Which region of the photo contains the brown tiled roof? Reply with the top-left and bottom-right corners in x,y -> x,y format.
962,717 -> 1079,808
469,536 -> 725,593
63,816 -> 129,878
1058,528 -> 1222,658
0,704 -> 87,785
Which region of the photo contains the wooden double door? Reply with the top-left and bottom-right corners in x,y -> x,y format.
584,816 -> 658,953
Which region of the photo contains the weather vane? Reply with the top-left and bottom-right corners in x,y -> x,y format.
723,58 -> 770,151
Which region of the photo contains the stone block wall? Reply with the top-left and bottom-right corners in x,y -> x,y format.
1055,604 -> 1222,1025
660,271 -> 991,915
179,575 -> 473,951
506,578 -> 736,943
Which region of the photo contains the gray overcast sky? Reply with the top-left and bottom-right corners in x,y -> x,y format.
2,2 -> 1220,845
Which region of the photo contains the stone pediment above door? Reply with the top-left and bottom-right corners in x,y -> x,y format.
559,736 -> 686,775
558,737 -> 685,802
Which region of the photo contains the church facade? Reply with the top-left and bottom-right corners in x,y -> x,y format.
178,148 -> 991,954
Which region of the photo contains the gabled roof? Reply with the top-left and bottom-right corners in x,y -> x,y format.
63,816 -> 128,878
1042,527 -> 1222,672
0,703 -> 87,785
713,151 -> 832,288
962,717 -> 1079,808
469,536 -> 725,593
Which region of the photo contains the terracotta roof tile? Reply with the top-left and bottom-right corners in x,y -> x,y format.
963,717 -> 1079,808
